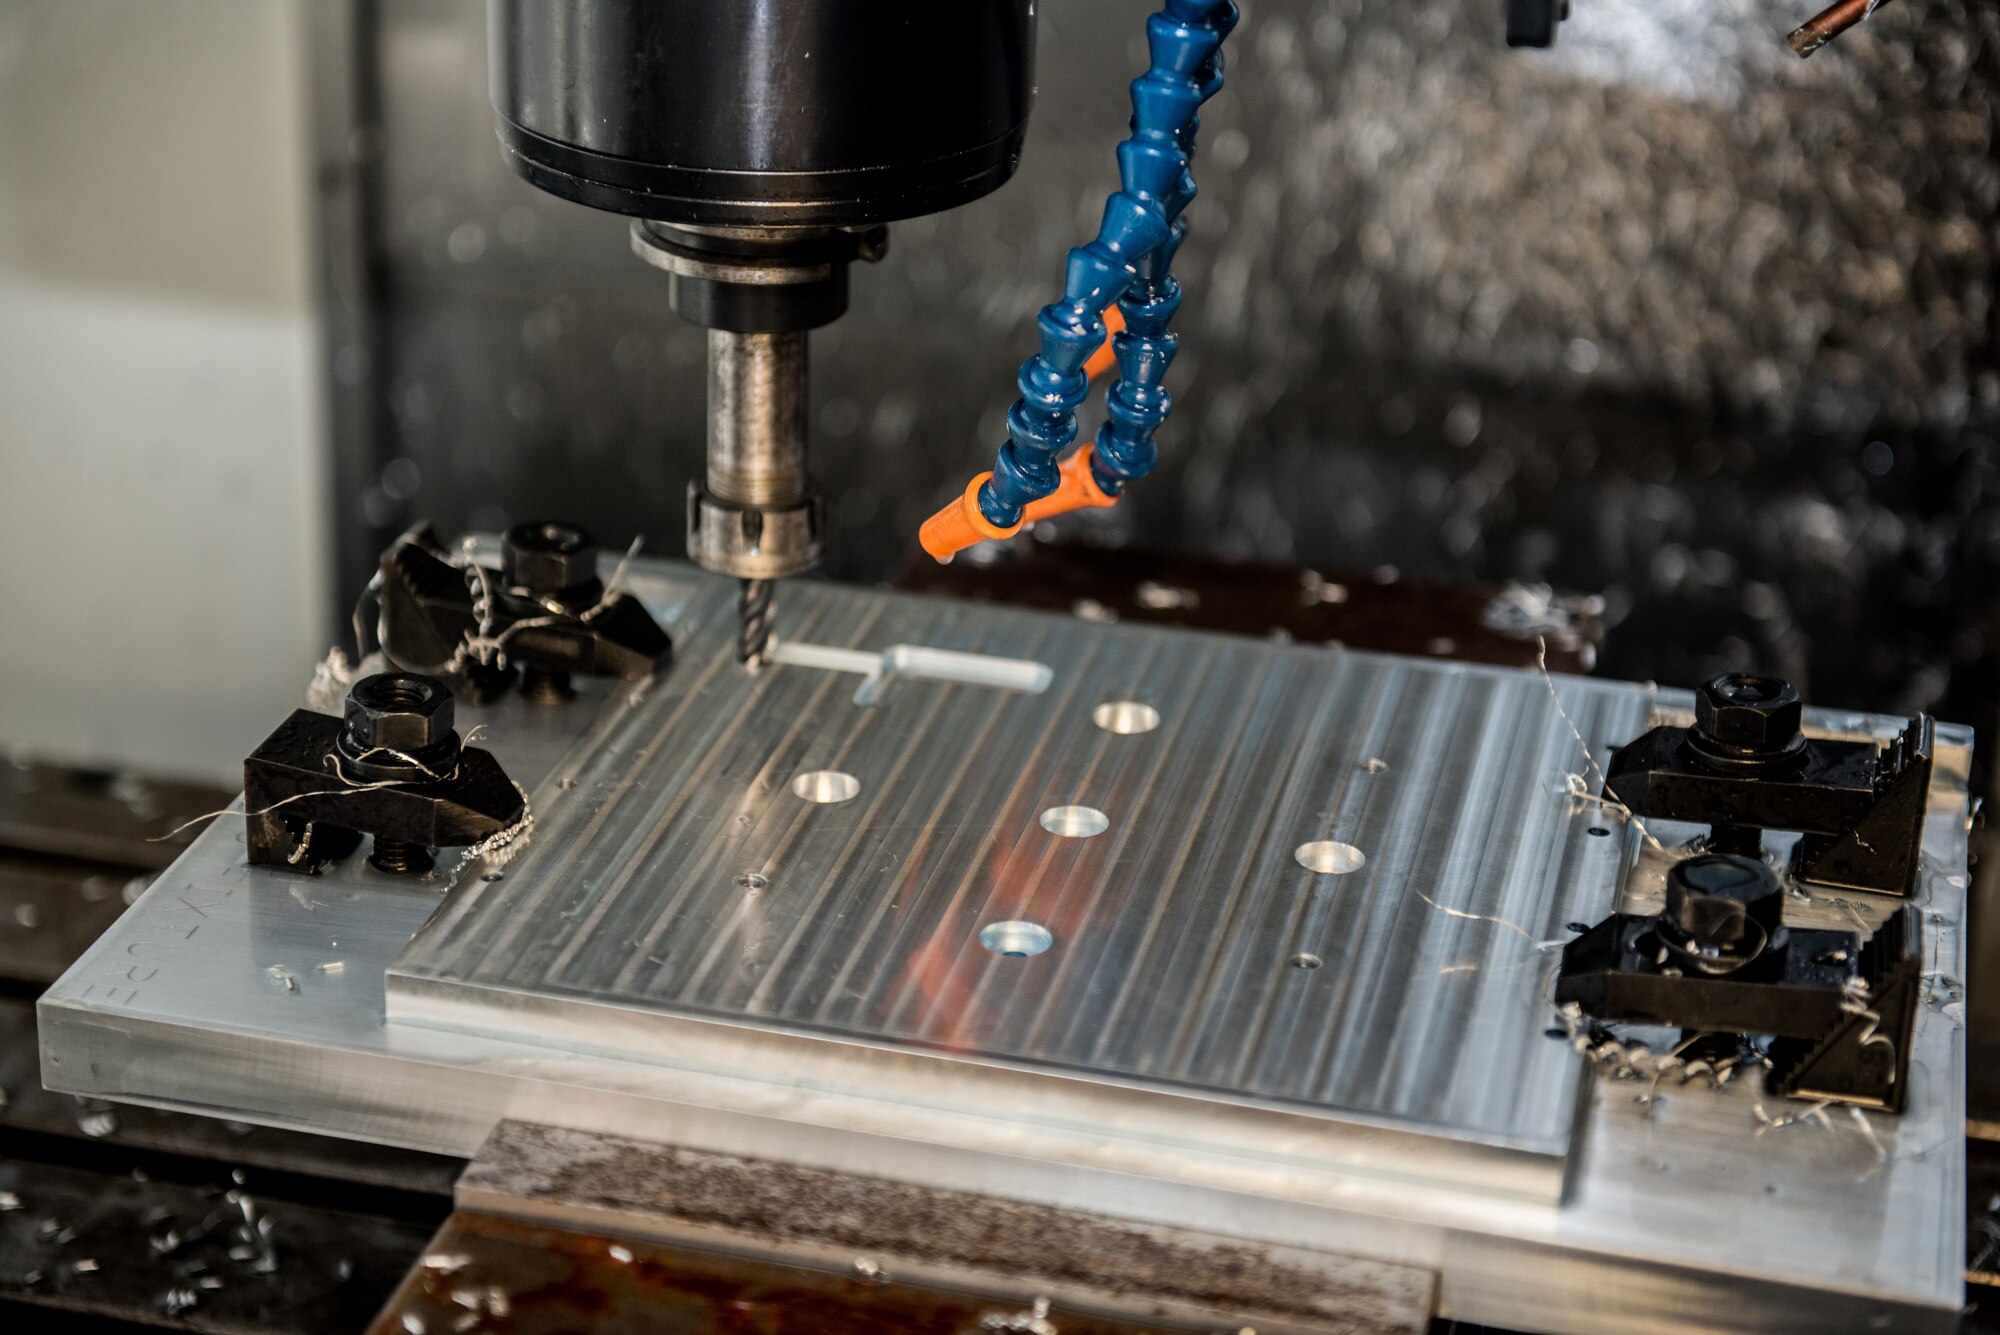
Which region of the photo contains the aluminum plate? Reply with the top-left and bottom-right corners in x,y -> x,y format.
387,578 -> 1647,1195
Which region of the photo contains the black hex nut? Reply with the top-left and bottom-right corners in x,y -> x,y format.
1663,853 -> 1783,959
1693,673 -> 1805,758
343,672 -> 455,756
504,521 -> 598,595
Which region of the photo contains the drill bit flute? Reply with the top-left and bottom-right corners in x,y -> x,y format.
738,578 -> 774,666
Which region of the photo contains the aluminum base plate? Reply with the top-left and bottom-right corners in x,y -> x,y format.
37,559 -> 1971,1334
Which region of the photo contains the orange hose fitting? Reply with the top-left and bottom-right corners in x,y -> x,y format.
920,314 -> 1125,565
919,472 -> 1025,563
1021,447 -> 1121,525
1083,305 -> 1128,382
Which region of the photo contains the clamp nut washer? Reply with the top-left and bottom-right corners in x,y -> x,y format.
503,521 -> 599,596
342,673 -> 456,758
1661,853 -> 1784,968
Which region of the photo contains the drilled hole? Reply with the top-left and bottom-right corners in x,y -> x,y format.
735,872 -> 768,891
1296,841 -> 1366,874
1040,805 -> 1109,838
792,771 -> 860,804
1092,701 -> 1161,735
979,920 -> 1054,957
1587,826 -> 1611,837
1290,952 -> 1323,970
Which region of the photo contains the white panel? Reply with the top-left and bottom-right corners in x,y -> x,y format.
0,0 -> 328,782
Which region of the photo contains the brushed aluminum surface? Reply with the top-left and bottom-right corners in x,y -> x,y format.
388,577 -> 1647,1178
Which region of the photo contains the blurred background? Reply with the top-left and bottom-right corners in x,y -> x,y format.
2,0 -> 1994,787
0,2 -> 1995,1327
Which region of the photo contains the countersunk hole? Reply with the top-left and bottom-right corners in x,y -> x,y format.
735,872 -> 768,891
792,771 -> 860,804
1296,841 -> 1365,874
1359,757 -> 1388,774
1587,826 -> 1611,837
1092,701 -> 1161,735
1040,805 -> 1109,838
1290,952 -> 1323,970
980,920 -> 1054,957
481,873 -> 504,883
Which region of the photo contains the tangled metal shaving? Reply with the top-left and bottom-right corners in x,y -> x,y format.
445,533 -> 642,676
1554,1001 -> 1756,1107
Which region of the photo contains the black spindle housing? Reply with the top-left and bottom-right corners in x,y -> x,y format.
488,0 -> 1037,226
